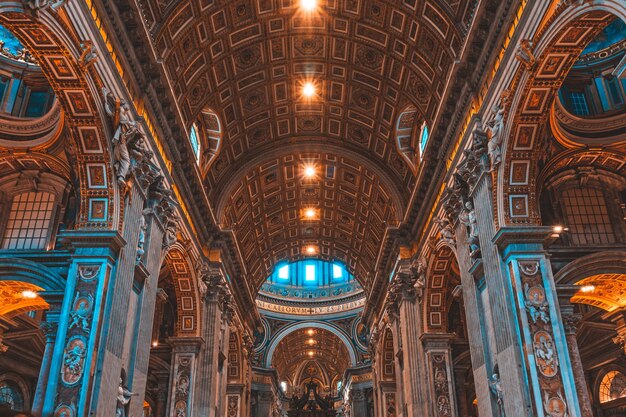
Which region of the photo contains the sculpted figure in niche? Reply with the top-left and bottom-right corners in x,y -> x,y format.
490,372 -> 505,417
459,201 -> 480,257
485,97 -> 506,171
116,377 -> 136,417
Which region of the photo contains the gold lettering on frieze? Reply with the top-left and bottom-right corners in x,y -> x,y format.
255,298 -> 365,315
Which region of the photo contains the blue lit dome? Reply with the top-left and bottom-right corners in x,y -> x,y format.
257,259 -> 364,310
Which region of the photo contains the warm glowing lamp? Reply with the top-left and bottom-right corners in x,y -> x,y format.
306,246 -> 316,254
305,208 -> 316,218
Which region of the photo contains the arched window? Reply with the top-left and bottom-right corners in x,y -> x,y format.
2,191 -> 56,250
599,370 -> 626,403
0,380 -> 24,411
419,122 -> 429,157
189,124 -> 200,162
561,187 -> 615,245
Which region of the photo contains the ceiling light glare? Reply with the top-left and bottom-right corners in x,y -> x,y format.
21,290 -> 37,299
304,165 -> 316,178
302,82 -> 316,98
580,285 -> 595,293
305,208 -> 316,218
301,0 -> 317,12
306,245 -> 316,254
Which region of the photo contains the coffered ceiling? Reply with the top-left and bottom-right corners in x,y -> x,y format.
131,0 -> 478,287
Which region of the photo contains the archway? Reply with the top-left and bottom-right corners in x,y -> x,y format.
0,7 -> 116,229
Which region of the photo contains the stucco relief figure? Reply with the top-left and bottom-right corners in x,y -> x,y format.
116,378 -> 136,417
543,390 -> 568,417
485,99 -> 506,170
62,340 -> 86,384
69,294 -> 92,333
524,284 -> 550,324
434,216 -> 456,247
79,40 -> 97,69
174,400 -> 187,417
103,87 -> 137,185
534,331 -> 559,377
515,39 -> 536,70
459,201 -> 480,257
176,373 -> 190,397
489,372 -> 505,417
437,395 -> 452,416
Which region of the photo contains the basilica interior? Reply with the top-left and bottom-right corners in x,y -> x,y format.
0,0 -> 625,417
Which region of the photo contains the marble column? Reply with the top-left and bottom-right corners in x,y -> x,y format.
557,286 -> 593,417
166,337 -> 202,417
257,389 -> 274,417
392,261 -> 428,417
31,298 -> 61,417
41,234 -> 122,417
193,267 -> 231,417
351,386 -> 370,417
494,227 -> 583,417
453,368 -> 470,417
421,333 -> 458,417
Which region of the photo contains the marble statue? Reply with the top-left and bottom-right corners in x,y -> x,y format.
485,98 -> 505,170
490,372 -> 505,417
116,378 -> 136,417
459,200 -> 480,256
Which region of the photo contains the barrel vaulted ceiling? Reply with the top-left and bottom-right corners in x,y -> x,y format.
133,0 -> 478,287
271,327 -> 351,387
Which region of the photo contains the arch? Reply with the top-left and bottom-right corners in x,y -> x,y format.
394,105 -> 425,175
264,321 -> 357,368
423,245 -> 460,332
593,365 -> 626,404
0,257 -> 65,292
194,107 -> 222,176
227,329 -> 243,384
554,251 -> 626,285
499,1 -> 626,226
379,327 -> 396,382
0,6 -> 116,229
554,251 -> 626,312
0,373 -> 31,412
161,244 -> 201,336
